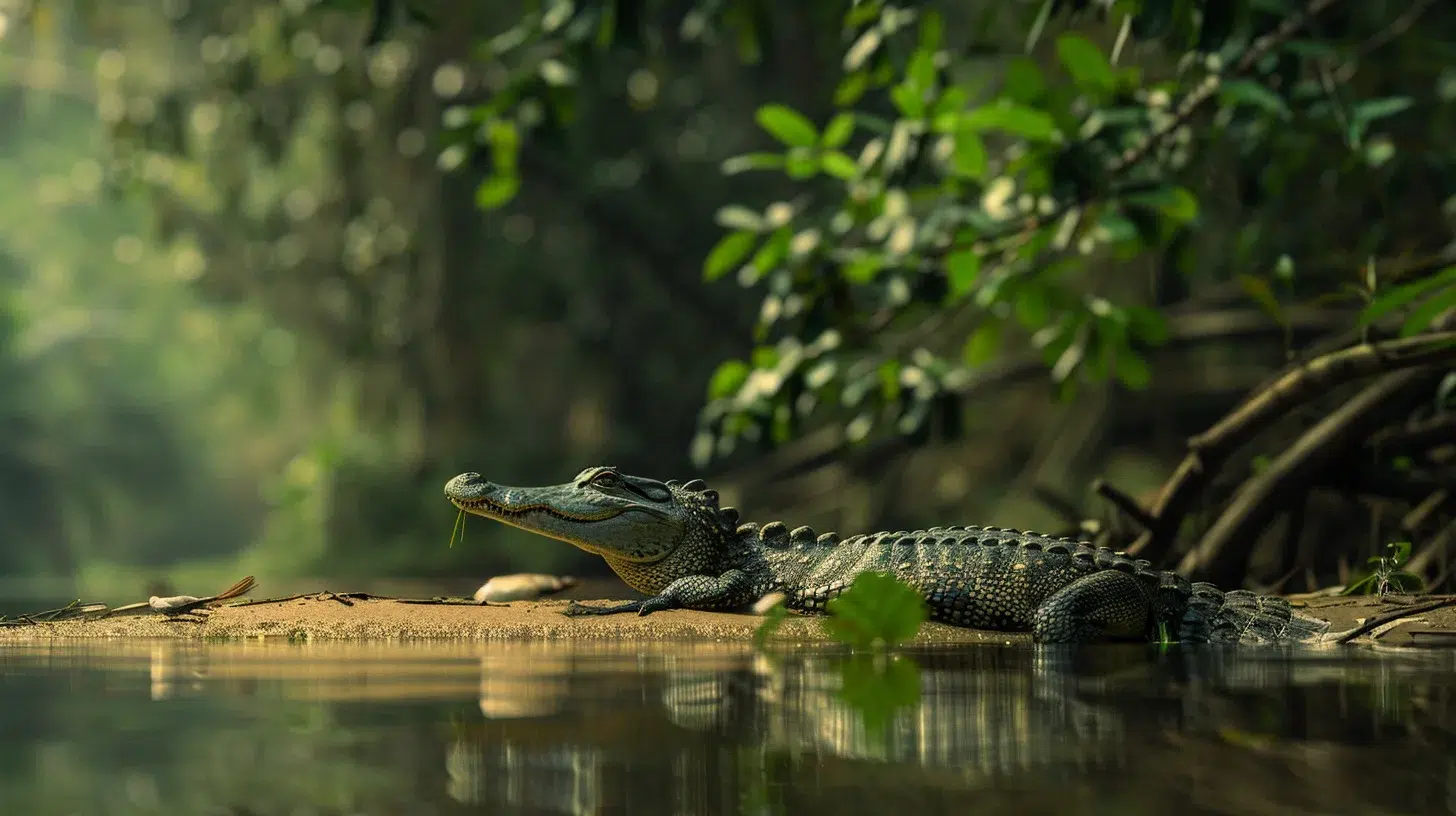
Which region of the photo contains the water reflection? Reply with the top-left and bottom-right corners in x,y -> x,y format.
1,640 -> 1455,815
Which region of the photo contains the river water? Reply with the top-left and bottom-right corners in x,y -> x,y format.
1,640 -> 1454,815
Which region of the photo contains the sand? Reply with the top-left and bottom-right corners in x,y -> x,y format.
2,590 -> 1454,647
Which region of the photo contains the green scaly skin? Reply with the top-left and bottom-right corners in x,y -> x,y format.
444,467 -> 1331,645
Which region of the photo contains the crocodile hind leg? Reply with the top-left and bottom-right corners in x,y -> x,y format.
1031,570 -> 1153,643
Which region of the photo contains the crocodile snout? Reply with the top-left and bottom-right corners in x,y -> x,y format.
444,472 -> 489,500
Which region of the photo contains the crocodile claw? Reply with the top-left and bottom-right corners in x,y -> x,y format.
562,600 -> 644,617
637,596 -> 674,616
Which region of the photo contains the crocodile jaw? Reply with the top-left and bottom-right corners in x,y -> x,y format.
444,472 -> 681,563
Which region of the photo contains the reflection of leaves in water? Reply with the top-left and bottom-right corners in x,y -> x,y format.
752,601 -> 789,648
836,653 -> 922,737
822,572 -> 927,649
735,746 -> 790,816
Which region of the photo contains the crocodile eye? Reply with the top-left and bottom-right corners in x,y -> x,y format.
590,471 -> 622,488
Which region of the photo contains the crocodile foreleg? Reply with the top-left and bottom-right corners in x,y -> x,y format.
565,569 -> 758,617
1031,570 -> 1155,643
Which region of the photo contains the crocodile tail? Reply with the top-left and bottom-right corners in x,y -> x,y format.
1175,582 -> 1330,645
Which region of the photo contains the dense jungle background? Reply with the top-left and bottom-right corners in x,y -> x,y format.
0,0 -> 1452,604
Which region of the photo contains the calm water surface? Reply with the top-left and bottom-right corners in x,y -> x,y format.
1,639 -> 1454,815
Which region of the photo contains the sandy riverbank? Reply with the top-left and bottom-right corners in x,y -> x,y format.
2,591 -> 1454,647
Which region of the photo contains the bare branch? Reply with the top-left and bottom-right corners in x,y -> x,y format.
1091,478 -> 1156,533
1189,332 -> 1456,455
1130,331 -> 1456,559
1177,371 -> 1431,584
1369,414 -> 1456,456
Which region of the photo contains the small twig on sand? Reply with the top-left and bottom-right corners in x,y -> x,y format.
225,591 -> 382,608
145,575 -> 258,615
1336,596 -> 1456,644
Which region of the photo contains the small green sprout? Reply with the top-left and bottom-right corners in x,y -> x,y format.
1342,541 -> 1424,597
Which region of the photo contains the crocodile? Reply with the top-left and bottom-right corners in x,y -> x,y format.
443,467 -> 1332,645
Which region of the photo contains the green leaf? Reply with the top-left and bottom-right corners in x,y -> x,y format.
1055,34 -> 1116,97
756,104 -> 819,147
474,174 -> 520,210
715,205 -> 765,231
785,148 -> 819,179
843,28 -> 882,72
821,113 -> 855,148
1003,57 -> 1046,103
1114,347 -> 1152,390
963,322 -> 1000,365
946,249 -> 982,296
703,231 -> 758,281
751,346 -> 779,370
835,71 -> 871,106
906,48 -> 937,94
963,102 -> 1060,141
1123,186 -> 1199,224
1352,97 -> 1413,124
1015,285 -> 1052,329
1387,541 -> 1413,565
485,119 -> 520,169
891,83 -> 926,118
1220,80 -> 1291,119
749,227 -> 792,273
707,359 -> 751,398
918,10 -> 944,50
1237,274 -> 1286,325
930,86 -> 970,120
1399,284 -> 1456,337
952,129 -> 987,179
842,254 -> 884,284
820,150 -> 860,180
1357,266 -> 1456,329
1125,306 -> 1169,344
821,571 -> 927,649
721,152 -> 785,175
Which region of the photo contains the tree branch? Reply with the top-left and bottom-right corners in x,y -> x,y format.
1188,333 -> 1456,455
1368,414 -> 1456,456
1091,478 -> 1156,533
1176,370 -> 1433,585
1130,331 -> 1456,559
